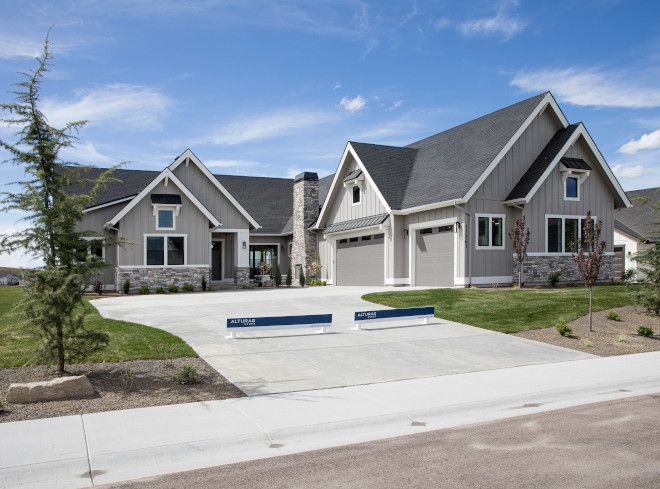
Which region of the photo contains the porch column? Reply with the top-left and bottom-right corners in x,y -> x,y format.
236,229 -> 250,284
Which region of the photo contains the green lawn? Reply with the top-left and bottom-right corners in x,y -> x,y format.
363,285 -> 635,334
0,287 -> 196,368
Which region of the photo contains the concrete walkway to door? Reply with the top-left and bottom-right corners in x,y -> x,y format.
91,287 -> 593,395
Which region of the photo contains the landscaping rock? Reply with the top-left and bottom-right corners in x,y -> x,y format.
6,375 -> 96,404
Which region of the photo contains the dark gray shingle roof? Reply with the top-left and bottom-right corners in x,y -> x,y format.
615,187 -> 660,242
505,124 -> 580,201
324,213 -> 388,234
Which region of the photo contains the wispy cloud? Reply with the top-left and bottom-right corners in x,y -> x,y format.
42,83 -> 172,129
511,67 -> 660,108
205,158 -> 260,169
61,141 -> 113,164
340,95 -> 366,113
618,129 -> 660,154
0,224 -> 42,268
0,36 -> 42,59
386,99 -> 404,111
612,163 -> 645,178
333,81 -> 343,90
456,13 -> 526,40
201,108 -> 335,145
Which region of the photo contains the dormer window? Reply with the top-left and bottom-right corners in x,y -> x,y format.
560,157 -> 590,202
352,185 -> 361,205
565,176 -> 579,199
151,194 -> 182,231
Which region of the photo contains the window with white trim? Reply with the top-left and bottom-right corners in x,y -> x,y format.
156,208 -> 175,230
145,235 -> 186,266
77,237 -> 104,262
352,185 -> 361,205
565,176 -> 579,200
546,216 -> 596,253
475,214 -> 505,249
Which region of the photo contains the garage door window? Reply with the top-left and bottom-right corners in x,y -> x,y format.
475,214 -> 505,249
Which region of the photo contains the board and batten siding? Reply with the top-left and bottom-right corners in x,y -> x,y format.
172,159 -> 251,229
525,136 -> 615,253
79,202 -> 127,285
326,156 -> 386,225
117,181 -> 210,266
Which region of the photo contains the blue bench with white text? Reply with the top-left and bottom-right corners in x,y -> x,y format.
226,314 -> 332,338
353,307 -> 435,330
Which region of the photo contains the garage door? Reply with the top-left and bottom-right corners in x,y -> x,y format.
336,233 -> 384,286
415,225 -> 454,287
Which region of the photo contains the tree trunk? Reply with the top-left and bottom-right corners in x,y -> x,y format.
56,322 -> 65,374
519,260 -> 523,288
588,287 -> 593,333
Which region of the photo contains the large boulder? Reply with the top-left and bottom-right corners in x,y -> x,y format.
6,375 -> 96,403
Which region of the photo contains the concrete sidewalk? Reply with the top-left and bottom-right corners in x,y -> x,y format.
2,352 -> 659,489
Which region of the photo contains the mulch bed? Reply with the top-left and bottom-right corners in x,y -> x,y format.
515,305 -> 660,356
0,357 -> 245,423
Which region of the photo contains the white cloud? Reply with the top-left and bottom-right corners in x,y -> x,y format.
61,141 -> 113,164
387,99 -> 404,111
202,108 -> 335,145
618,129 -> 660,155
433,17 -> 452,31
42,83 -> 171,129
333,81 -> 343,90
340,95 -> 366,113
0,224 -> 42,268
612,163 -> 645,178
205,159 -> 259,169
456,13 -> 526,40
511,68 -> 660,108
0,36 -> 42,59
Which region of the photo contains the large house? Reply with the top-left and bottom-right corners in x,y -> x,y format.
614,187 -> 659,275
74,92 -> 631,292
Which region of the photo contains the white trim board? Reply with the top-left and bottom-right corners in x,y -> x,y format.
211,237 -> 226,280
143,234 -> 188,267
108,169 -> 220,228
84,196 -> 135,214
408,217 -> 460,287
169,149 -> 261,229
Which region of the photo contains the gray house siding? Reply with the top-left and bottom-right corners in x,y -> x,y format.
525,136 -> 615,253
326,157 -> 387,225
117,181 -> 211,266
172,159 -> 251,229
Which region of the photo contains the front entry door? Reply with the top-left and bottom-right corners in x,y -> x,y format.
212,241 -> 223,280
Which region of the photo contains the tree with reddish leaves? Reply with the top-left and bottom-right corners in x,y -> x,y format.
508,217 -> 530,288
572,211 -> 606,332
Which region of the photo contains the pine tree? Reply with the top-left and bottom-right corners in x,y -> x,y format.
0,36 -> 115,374
274,264 -> 282,287
633,243 -> 660,314
285,264 -> 292,287
299,267 -> 306,287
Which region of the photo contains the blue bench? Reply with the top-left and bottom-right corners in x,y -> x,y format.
226,313 -> 332,338
353,307 -> 435,330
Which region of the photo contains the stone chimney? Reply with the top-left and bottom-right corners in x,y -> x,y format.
292,172 -> 319,282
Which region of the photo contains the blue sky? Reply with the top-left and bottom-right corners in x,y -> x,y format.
1,0 -> 660,266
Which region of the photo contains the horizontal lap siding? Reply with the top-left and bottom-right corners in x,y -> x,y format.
526,137 -> 615,252
117,181 -> 210,266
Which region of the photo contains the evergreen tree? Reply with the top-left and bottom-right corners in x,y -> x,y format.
0,36 -> 115,373
285,264 -> 292,287
299,267 -> 306,287
633,243 -> 660,314
274,264 -> 282,287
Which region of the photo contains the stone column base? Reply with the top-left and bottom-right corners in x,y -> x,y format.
514,255 -> 614,286
116,266 -> 210,293
234,267 -> 250,285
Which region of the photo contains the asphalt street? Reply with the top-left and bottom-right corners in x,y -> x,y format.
97,395 -> 660,489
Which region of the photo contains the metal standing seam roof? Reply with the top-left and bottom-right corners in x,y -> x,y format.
324,213 -> 389,234
561,157 -> 591,170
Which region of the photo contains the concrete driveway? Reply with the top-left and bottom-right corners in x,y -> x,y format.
91,287 -> 593,395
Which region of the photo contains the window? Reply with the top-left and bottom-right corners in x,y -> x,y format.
77,238 -> 104,262
339,238 -> 347,244
475,214 -> 505,249
145,235 -> 186,266
156,208 -> 175,230
349,237 -> 359,242
352,185 -> 361,205
420,228 -> 433,235
565,176 -> 579,200
361,235 -> 371,241
546,216 -> 597,254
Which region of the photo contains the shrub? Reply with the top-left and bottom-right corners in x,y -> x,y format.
638,326 -> 654,337
121,368 -> 135,392
123,278 -> 131,295
548,270 -> 562,288
556,321 -> 573,337
286,265 -> 292,287
182,283 -> 194,293
241,283 -> 256,289
176,364 -> 197,385
308,278 -> 326,286
622,268 -> 636,284
632,243 -> 660,314
607,311 -> 620,321
94,280 -> 104,295
299,267 -> 306,287
138,285 -> 150,295
274,265 -> 282,288
582,339 -> 593,348
155,287 -> 167,294
201,275 -> 207,291
616,335 -> 627,343
168,284 -> 179,293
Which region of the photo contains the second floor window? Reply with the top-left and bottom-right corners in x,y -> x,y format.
352,185 -> 361,205
157,209 -> 175,230
565,176 -> 579,200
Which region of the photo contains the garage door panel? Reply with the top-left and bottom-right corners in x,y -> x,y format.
336,236 -> 384,286
415,229 -> 454,287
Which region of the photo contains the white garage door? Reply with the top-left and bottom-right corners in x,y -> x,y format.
415,225 -> 454,287
336,233 -> 384,286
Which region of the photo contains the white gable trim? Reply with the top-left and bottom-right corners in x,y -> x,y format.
169,149 -> 261,229
462,92 -> 568,202
84,196 -> 135,213
514,124 -> 632,208
314,143 -> 391,228
108,169 -> 220,227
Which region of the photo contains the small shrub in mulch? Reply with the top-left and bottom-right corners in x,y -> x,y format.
638,326 -> 654,337
607,311 -> 621,321
556,322 -> 573,337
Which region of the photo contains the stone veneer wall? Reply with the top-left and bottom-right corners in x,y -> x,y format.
116,266 -> 210,293
234,267 -> 249,285
514,255 -> 614,285
291,172 -> 319,283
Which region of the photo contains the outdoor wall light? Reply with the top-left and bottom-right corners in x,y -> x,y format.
242,241 -> 246,250
403,229 -> 409,239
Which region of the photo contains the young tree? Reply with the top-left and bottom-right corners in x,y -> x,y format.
299,267 -> 306,287
508,217 -> 530,288
274,264 -> 282,288
572,211 -> 605,332
633,243 -> 660,314
0,36 -> 115,374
